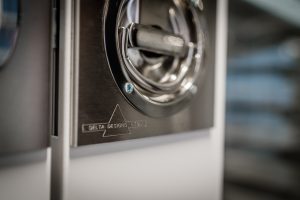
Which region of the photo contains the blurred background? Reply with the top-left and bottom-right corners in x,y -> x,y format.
224,0 -> 300,200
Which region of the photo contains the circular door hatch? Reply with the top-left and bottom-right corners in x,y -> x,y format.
104,0 -> 207,117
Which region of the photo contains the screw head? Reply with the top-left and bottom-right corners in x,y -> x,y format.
190,85 -> 198,95
190,0 -> 204,11
124,82 -> 134,94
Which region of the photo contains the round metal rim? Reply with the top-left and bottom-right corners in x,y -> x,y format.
0,0 -> 20,67
104,0 -> 206,117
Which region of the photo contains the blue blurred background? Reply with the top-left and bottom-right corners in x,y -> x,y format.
224,0 -> 300,199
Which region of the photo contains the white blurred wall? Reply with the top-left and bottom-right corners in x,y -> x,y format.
68,128 -> 223,200
0,149 -> 51,200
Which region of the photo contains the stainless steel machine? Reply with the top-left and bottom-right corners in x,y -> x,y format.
69,0 -> 217,146
0,0 -> 227,199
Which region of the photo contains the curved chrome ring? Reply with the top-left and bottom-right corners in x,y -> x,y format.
0,0 -> 20,67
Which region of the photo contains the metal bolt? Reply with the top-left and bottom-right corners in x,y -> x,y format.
190,85 -> 198,95
190,0 -> 204,11
124,82 -> 134,94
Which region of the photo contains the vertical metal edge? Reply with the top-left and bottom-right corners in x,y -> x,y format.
213,0 -> 228,199
70,0 -> 80,147
50,0 -> 73,199
46,147 -> 52,199
50,0 -> 57,137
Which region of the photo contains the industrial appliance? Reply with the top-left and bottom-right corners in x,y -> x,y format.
68,0 -> 217,146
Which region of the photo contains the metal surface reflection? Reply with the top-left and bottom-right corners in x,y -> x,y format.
113,0 -> 206,117
0,0 -> 19,67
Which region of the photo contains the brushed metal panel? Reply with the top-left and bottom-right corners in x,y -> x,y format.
72,0 -> 217,146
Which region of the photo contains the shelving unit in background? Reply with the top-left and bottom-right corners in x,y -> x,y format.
225,0 -> 300,200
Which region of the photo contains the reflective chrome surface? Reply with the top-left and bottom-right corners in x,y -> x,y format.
114,0 -> 206,117
0,0 -> 19,67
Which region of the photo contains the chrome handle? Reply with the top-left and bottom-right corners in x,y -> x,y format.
127,23 -> 189,58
